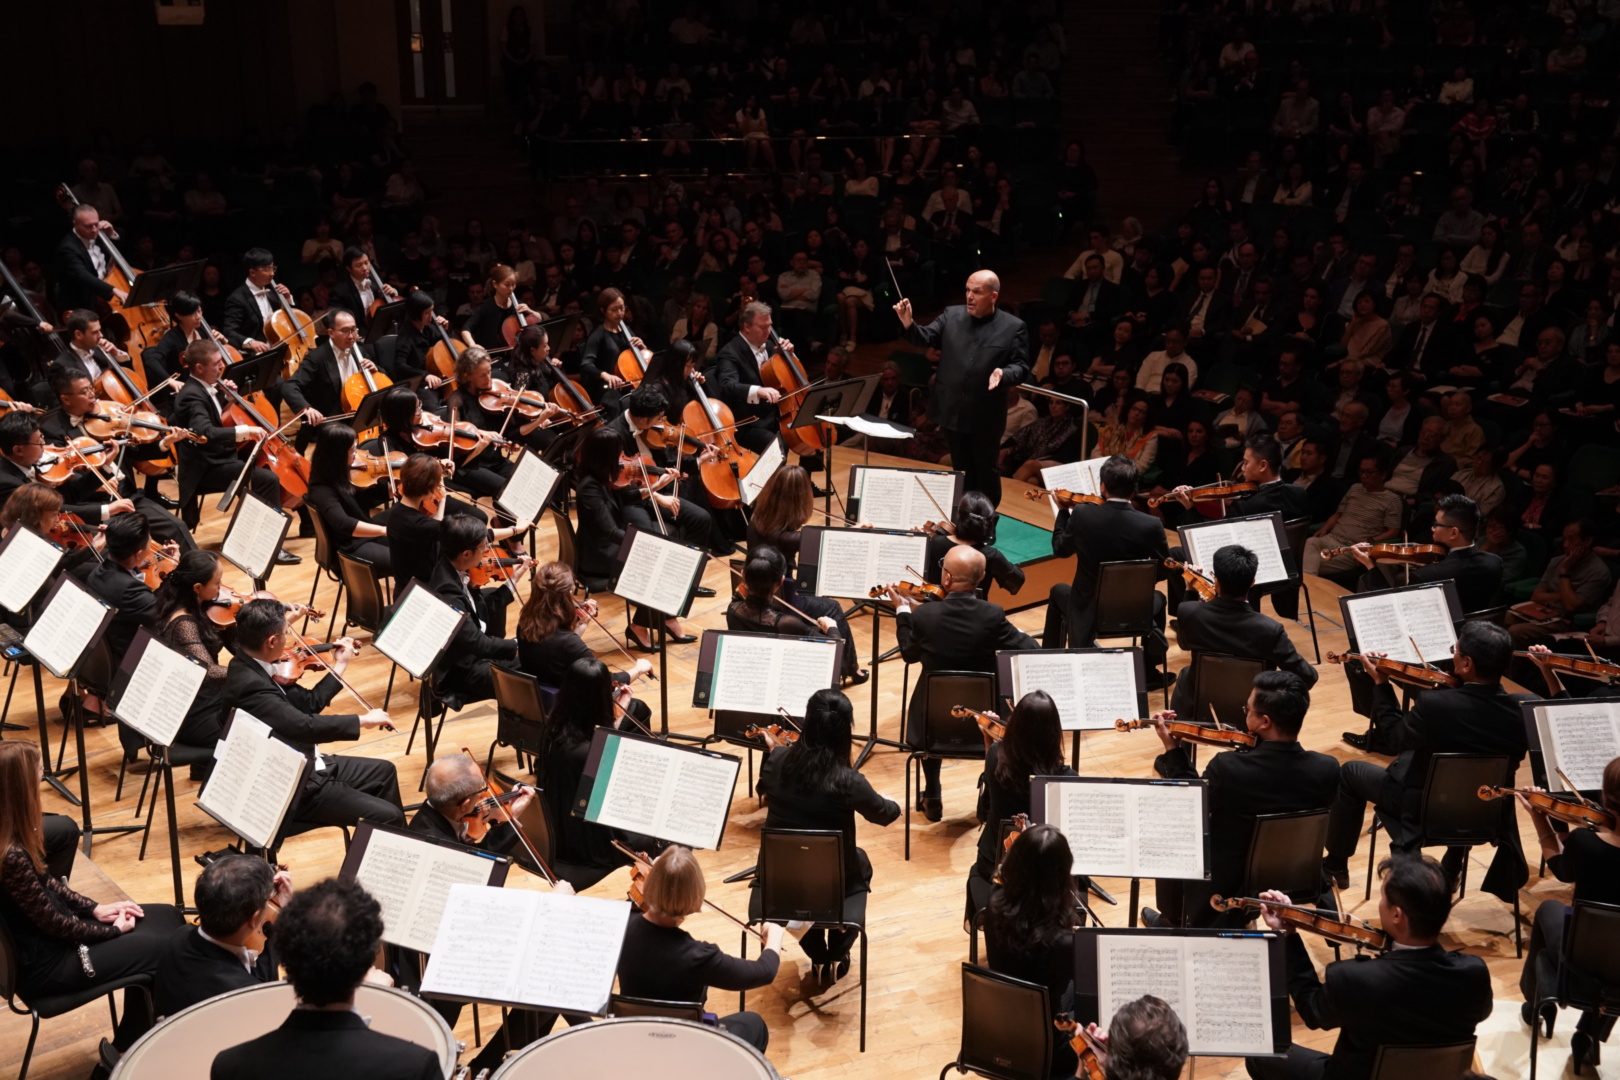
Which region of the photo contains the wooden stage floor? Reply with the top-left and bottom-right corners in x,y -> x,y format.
0,452 -> 1582,1079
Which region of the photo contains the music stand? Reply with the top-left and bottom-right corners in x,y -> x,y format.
792,375 -> 881,520
350,382 -> 418,435
541,313 -> 585,357
120,259 -> 207,307
223,347 -> 288,398
614,527 -> 708,737
364,300 -> 408,344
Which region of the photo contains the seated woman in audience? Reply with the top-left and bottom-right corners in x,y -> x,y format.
1375,371 -> 1424,447
1568,341 -> 1620,444
152,550 -> 236,753
1100,392 -> 1157,470
1282,285 -> 1330,354
1516,462 -> 1568,535
1517,755 -> 1620,1070
923,490 -> 1025,596
1450,312 -> 1516,389
1505,411 -> 1569,482
727,547 -> 865,684
0,742 -> 183,1055
1570,299 -> 1611,363
757,689 -> 898,984
306,423 -> 392,578
1152,362 -> 1199,458
1148,418 -> 1227,528
1091,365 -> 1137,426
516,560 -> 652,689
1481,505 -> 1529,582
983,822 -> 1080,1078
1340,291 -> 1392,369
997,397 -> 1079,481
1213,385 -> 1265,451
617,845 -> 786,1052
967,692 -> 1072,910
1081,317 -> 1142,394
1133,267 -> 1176,338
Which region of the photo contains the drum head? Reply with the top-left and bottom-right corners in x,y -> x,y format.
491,1017 -> 778,1080
111,980 -> 457,1080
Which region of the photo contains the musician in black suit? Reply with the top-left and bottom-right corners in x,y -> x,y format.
1244,854 -> 1493,1080
328,247 -> 399,320
1045,454 -> 1170,672
1145,671 -> 1340,928
51,203 -> 122,312
140,290 -> 220,415
1168,544 -> 1318,719
219,249 -> 293,354
895,271 -> 1030,499
84,512 -> 168,670
1323,621 -> 1531,900
1165,433 -> 1309,617
712,299 -> 793,454
281,309 -> 382,436
210,879 -> 442,1080
1350,493 -> 1503,611
426,514 -> 522,706
223,599 -> 403,838
0,412 -> 49,508
893,546 -> 1040,821
154,854 -> 285,1017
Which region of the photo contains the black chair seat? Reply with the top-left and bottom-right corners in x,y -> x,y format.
157,743 -> 215,767
747,884 -> 867,926
25,973 -> 151,1020
581,574 -> 615,593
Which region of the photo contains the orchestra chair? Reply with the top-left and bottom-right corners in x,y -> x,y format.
1237,808 -> 1335,948
304,511 -> 345,641
904,671 -> 996,859
1182,652 -> 1266,770
605,995 -> 706,1022
487,665 -> 550,783
744,828 -> 869,1051
334,552 -> 399,710
1363,753 -> 1521,955
1276,517 -> 1323,661
937,963 -> 1053,1080
1094,559 -> 1169,705
0,917 -> 154,1080
1367,1040 -> 1477,1080
406,671 -> 454,788
550,505 -> 630,622
965,818 -> 1023,964
267,822 -> 352,865
510,780 -> 613,891
1526,900 -> 1620,1079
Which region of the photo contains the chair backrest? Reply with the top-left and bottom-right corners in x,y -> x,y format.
490,664 -> 548,759
605,995 -> 707,1022
1242,809 -> 1331,901
307,505 -> 337,575
1417,754 -> 1513,845
757,828 -> 847,925
511,783 -> 562,878
1191,652 -> 1266,729
922,670 -> 996,757
1561,901 -> 1620,1008
1367,1040 -> 1476,1080
1094,560 -> 1158,638
1282,517 -> 1309,577
955,963 -> 1054,1080
549,508 -> 578,576
335,552 -> 387,633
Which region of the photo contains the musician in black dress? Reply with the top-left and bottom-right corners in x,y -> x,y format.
516,561 -> 653,693
726,546 -> 864,682
459,264 -> 535,350
576,286 -> 641,409
923,490 -> 1025,596
152,550 -> 235,754
756,690 -> 899,983
618,845 -> 786,1052
369,384 -> 511,502
306,423 -> 392,578
390,289 -> 451,409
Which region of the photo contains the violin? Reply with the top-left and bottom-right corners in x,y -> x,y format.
465,551 -> 535,588
349,449 -> 407,489
681,373 -> 758,510
611,452 -> 668,493
1512,650 -> 1620,684
868,581 -> 945,604
1146,480 -> 1256,508
1208,895 -> 1391,952
610,840 -> 766,940
46,512 -> 101,552
461,747 -> 560,885
1325,651 -> 1459,689
276,640 -> 340,676
951,705 -> 1006,742
478,376 -> 557,420
204,586 -> 324,628
411,413 -> 514,453
460,785 -> 532,842
1163,558 -> 1217,602
993,812 -> 1032,886
1053,1018 -> 1107,1080
1113,717 -> 1257,749
1024,487 -> 1104,508
83,404 -> 202,449
33,437 -> 125,486
1317,541 -> 1446,565
643,422 -> 712,455
762,330 -> 823,455
743,723 -> 800,745
1479,784 -> 1617,830
615,328 -> 652,387
135,539 -> 179,590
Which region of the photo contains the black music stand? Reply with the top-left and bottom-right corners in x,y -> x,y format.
541,313 -> 586,356
792,375 -> 881,521
222,346 -> 288,398
364,301 -> 408,344
121,259 -> 207,306
13,597 -> 80,804
614,527 -> 707,740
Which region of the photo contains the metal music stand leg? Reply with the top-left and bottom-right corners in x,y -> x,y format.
1128,878 -> 1141,927
36,661 -> 79,804
854,603 -> 907,769
823,423 -> 834,523
69,677 -> 142,856
159,748 -> 188,910
657,614 -> 703,744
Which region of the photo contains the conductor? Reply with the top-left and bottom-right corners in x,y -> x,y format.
895,271 -> 1030,500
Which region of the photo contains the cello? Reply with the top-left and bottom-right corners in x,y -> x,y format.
216,380 -> 310,509
363,262 -> 398,318
424,317 -> 466,384
53,184 -> 170,365
762,329 -> 823,455
263,279 -> 319,375
681,372 -> 758,509
340,351 -> 395,411
615,323 -> 652,387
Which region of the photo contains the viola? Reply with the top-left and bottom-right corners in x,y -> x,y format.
1146,480 -> 1256,508
868,581 -> 945,604
1113,717 -> 1257,749
1209,895 -> 1391,952
611,452 -> 666,492
1512,650 -> 1620,685
1053,1018 -> 1107,1080
1317,541 -> 1446,565
46,513 -> 101,552
951,705 -> 1006,742
204,586 -> 323,628
349,449 -> 407,488
1325,651 -> 1459,689
460,785 -> 532,842
1024,487 -> 1104,508
762,330 -> 823,455
1164,558 -> 1217,602
1479,784 -> 1616,830
743,723 -> 800,745
681,374 -> 758,509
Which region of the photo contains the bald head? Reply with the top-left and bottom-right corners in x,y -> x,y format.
424,753 -> 485,812
966,271 -> 1000,317
941,545 -> 986,591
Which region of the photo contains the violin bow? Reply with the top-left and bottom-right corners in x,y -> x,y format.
1408,636 -> 1436,672
1555,766 -> 1605,812
124,375 -> 184,412
577,594 -> 656,681
635,455 -> 668,535
63,438 -> 124,502
768,592 -> 822,627
774,705 -> 803,732
905,564 -> 928,584
1209,703 -> 1232,732
609,691 -> 656,738
463,746 -> 560,887
913,475 -> 952,527
285,625 -> 387,721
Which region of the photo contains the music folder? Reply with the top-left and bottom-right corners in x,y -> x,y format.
996,648 -> 1146,732
373,581 -> 466,680
574,727 -> 742,850
0,525 -> 64,614
107,627 -> 209,748
1031,775 -> 1209,881
223,347 -> 289,398
1522,696 -> 1620,794
1338,579 -> 1462,664
22,574 -> 115,680
846,464 -> 963,531
1177,512 -> 1292,588
338,820 -> 511,955
613,526 -> 708,619
798,525 -> 929,600
692,629 -> 843,715
220,493 -> 293,583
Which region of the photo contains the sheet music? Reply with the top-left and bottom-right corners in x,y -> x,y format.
585,733 -> 740,849
707,633 -> 841,718
1041,456 -> 1110,498
496,451 -> 560,527
1181,518 -> 1289,586
221,495 -> 287,580
1096,935 -> 1272,1056
198,710 -> 306,849
1046,780 -> 1205,879
813,529 -> 929,599
853,467 -> 957,530
352,828 -> 504,954
1009,651 -> 1139,731
836,415 -> 914,439
1343,588 -> 1457,665
374,585 -> 463,679
22,578 -> 107,678
616,530 -> 706,616
740,438 -> 784,506
1535,702 -> 1620,792
0,528 -> 62,613
112,636 -> 207,748
420,885 -> 629,1014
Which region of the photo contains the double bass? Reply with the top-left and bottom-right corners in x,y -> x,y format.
762,329 -> 822,455
681,373 -> 758,509
53,184 -> 169,365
